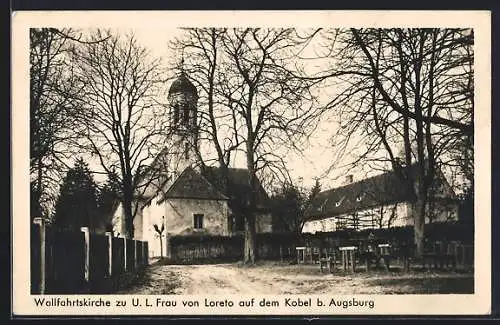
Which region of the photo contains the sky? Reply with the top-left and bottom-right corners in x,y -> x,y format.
70,25 -> 472,194
93,27 -> 350,191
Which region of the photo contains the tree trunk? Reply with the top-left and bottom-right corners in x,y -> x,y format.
34,156 -> 44,218
243,214 -> 256,264
123,198 -> 134,239
161,239 -> 164,258
412,199 -> 426,257
243,137 -> 258,264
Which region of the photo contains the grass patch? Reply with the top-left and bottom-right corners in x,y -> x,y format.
79,267 -> 150,294
367,276 -> 474,294
154,257 -> 240,266
116,265 -> 183,294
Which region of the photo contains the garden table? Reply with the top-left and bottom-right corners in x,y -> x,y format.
296,246 -> 306,264
339,246 -> 357,272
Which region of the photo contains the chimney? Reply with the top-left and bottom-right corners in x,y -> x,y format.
344,175 -> 353,185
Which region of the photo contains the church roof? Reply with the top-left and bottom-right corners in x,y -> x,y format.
168,72 -> 198,97
159,165 -> 270,210
304,164 -> 456,220
203,167 -> 270,210
161,166 -> 228,201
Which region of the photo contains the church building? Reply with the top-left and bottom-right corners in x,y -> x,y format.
112,71 -> 273,257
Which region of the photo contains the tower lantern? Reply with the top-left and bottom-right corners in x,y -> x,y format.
168,71 -> 198,132
167,69 -> 199,170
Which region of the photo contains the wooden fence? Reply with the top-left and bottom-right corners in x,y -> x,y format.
166,225 -> 474,269
167,233 -> 297,263
31,217 -> 149,294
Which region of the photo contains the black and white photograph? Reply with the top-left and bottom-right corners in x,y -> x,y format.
12,10 -> 491,316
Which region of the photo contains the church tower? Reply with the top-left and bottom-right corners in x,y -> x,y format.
167,70 -> 199,177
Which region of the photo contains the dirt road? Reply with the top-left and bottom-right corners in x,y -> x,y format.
118,262 -> 474,295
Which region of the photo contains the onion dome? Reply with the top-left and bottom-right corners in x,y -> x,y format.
168,72 -> 198,98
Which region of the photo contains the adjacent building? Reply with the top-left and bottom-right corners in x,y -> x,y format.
302,166 -> 459,234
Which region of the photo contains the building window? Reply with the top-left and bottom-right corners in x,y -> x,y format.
184,142 -> 189,159
194,214 -> 204,229
172,103 -> 179,125
183,104 -> 190,124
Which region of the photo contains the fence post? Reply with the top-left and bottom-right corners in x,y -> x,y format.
33,217 -> 46,294
134,240 -> 138,270
144,241 -> 149,265
80,227 -> 90,283
123,237 -> 128,272
139,241 -> 143,267
105,232 -> 113,277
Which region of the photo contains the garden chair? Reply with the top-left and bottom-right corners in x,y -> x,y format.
358,239 -> 378,271
376,243 -> 392,272
319,247 -> 337,273
312,247 -> 321,264
397,242 -> 414,272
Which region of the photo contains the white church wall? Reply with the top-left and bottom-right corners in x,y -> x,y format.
163,198 -> 230,236
133,207 -> 143,240
111,203 -> 125,237
140,198 -> 168,258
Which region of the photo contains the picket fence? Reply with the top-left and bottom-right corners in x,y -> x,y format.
31,217 -> 149,294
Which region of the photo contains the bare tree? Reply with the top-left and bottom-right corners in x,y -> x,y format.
314,28 -> 473,255
171,28 -> 325,263
73,30 -> 168,238
30,28 -> 84,218
30,28 -> 110,219
218,28 -> 324,263
153,217 -> 165,258
374,204 -> 399,229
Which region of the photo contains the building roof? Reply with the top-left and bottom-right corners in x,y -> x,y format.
159,166 -> 270,211
203,167 -> 270,210
168,72 -> 198,98
304,164 -> 455,220
161,166 -> 228,201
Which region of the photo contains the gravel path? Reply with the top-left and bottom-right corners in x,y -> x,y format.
118,262 -> 474,295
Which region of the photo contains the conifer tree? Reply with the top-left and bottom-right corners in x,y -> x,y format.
53,158 -> 98,231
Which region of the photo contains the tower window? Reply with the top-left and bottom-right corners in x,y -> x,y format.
193,214 -> 204,229
183,104 -> 190,124
184,142 -> 189,159
173,104 -> 179,125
